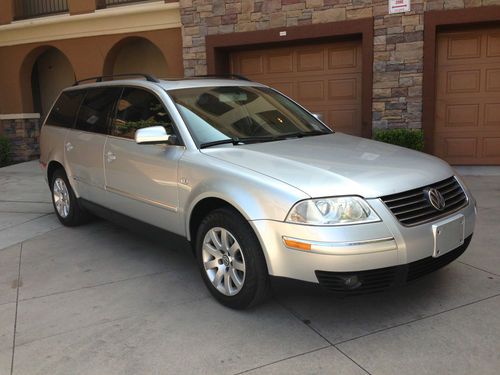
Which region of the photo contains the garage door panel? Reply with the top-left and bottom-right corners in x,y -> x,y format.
484,103 -> 500,127
446,70 -> 481,94
443,104 -> 480,128
267,50 -> 293,73
443,137 -> 477,158
328,77 -> 359,101
434,26 -> 500,164
296,48 -> 325,72
486,33 -> 500,57
447,34 -> 482,60
297,80 -> 324,101
328,47 -> 359,70
485,69 -> 500,92
483,137 -> 500,157
328,109 -> 359,135
235,54 -> 264,75
231,40 -> 362,136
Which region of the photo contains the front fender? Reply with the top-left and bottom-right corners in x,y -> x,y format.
179,151 -> 309,240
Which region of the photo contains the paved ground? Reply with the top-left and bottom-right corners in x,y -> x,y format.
0,161 -> 499,375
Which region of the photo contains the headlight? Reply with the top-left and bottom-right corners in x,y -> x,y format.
286,196 -> 380,226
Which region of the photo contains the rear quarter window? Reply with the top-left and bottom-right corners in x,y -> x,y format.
45,90 -> 86,128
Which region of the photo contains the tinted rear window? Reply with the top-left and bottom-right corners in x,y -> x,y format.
75,87 -> 121,134
45,90 -> 85,128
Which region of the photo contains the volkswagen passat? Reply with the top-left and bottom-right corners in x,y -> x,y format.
40,75 -> 476,309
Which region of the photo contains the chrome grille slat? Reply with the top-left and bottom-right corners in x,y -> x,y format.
390,198 -> 426,210
399,209 -> 439,223
382,191 -> 423,204
396,204 -> 433,217
444,189 -> 464,201
381,177 -> 467,227
446,194 -> 467,207
441,184 -> 461,196
433,179 -> 456,190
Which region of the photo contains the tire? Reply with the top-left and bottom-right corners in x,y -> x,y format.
50,168 -> 90,226
196,207 -> 270,309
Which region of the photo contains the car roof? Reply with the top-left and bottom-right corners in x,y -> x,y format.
62,78 -> 268,93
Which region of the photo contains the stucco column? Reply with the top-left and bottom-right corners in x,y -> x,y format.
68,0 -> 97,15
0,0 -> 14,25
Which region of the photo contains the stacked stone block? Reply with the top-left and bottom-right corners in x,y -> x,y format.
0,118 -> 41,163
180,0 -> 500,132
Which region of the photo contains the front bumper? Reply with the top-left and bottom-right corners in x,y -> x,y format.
250,196 -> 476,284
315,234 -> 472,294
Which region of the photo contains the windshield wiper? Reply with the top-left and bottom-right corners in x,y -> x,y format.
199,138 -> 241,149
281,130 -> 332,139
200,136 -> 280,148
199,131 -> 331,149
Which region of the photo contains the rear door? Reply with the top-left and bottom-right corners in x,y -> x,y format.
64,87 -> 121,202
41,90 -> 85,171
103,87 -> 185,234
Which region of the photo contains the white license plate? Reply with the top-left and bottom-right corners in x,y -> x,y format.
432,214 -> 465,258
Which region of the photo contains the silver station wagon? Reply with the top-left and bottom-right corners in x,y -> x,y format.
40,74 -> 476,309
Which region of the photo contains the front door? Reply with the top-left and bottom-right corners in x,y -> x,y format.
103,87 -> 184,234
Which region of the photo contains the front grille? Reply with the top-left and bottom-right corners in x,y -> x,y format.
315,235 -> 472,295
380,176 -> 467,226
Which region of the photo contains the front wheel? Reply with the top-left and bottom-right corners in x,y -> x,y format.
196,208 -> 270,309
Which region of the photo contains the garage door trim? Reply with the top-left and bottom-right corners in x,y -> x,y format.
206,18 -> 374,139
423,6 -> 500,160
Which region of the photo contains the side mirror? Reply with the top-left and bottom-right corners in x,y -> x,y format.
135,126 -> 175,145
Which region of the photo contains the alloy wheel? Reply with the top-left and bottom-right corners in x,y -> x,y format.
53,177 -> 71,218
202,227 -> 246,296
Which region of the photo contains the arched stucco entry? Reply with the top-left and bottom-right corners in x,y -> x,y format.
19,46 -> 75,115
103,37 -> 169,78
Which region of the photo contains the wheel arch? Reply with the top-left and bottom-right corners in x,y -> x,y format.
47,160 -> 65,185
188,196 -> 247,243
187,196 -> 273,282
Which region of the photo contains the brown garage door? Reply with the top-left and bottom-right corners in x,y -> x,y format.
434,27 -> 500,165
230,40 -> 362,136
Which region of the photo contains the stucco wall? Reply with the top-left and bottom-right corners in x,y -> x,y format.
0,28 -> 183,114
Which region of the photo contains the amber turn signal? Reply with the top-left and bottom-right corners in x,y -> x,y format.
283,238 -> 311,251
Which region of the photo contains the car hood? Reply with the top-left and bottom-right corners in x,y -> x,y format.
201,133 -> 454,198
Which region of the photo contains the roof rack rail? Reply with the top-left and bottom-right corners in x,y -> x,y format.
73,73 -> 160,86
194,74 -> 251,81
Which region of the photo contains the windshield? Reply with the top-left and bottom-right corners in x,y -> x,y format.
167,86 -> 332,146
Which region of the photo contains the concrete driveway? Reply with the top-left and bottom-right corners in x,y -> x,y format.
1,161 -> 499,375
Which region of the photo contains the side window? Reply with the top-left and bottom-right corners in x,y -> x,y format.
75,87 -> 121,134
45,90 -> 85,128
112,88 -> 174,139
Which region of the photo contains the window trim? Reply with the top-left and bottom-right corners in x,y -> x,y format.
108,85 -> 185,146
74,87 -> 122,135
43,89 -> 87,129
166,85 -> 332,148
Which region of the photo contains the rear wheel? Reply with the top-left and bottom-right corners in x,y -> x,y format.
50,169 -> 90,226
196,208 -> 270,309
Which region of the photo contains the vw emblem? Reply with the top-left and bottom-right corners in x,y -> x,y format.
424,188 -> 446,211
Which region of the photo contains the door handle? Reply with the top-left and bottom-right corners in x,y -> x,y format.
106,151 -> 116,163
65,142 -> 74,152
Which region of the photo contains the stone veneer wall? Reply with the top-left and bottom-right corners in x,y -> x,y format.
180,0 -> 500,131
0,118 -> 41,163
